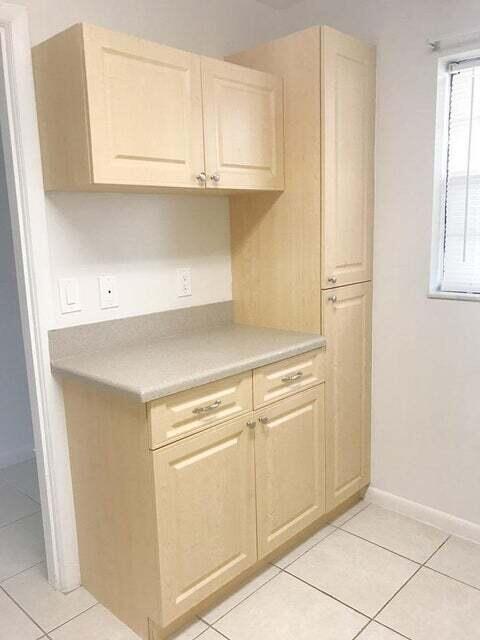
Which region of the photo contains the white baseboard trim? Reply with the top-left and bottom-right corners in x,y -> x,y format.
366,487 -> 480,544
0,445 -> 34,470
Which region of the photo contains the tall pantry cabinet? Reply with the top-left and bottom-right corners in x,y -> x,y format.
229,26 -> 375,510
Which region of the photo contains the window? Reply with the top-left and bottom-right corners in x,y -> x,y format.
432,56 -> 480,297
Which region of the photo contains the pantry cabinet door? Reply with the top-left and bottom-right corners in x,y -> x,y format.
321,26 -> 376,288
322,282 -> 372,510
154,416 -> 257,625
82,24 -> 205,189
255,387 -> 326,558
201,56 -> 284,191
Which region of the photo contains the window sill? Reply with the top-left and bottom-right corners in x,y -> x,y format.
428,289 -> 480,302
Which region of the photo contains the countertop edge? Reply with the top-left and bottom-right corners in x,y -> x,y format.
52,336 -> 326,403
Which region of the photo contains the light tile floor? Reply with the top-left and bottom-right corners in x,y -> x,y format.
2,462 -> 480,640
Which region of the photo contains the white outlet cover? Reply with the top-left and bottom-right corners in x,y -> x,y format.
176,267 -> 192,297
98,275 -> 119,309
59,278 -> 81,314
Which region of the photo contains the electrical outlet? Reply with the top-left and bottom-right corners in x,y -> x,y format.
176,267 -> 192,297
98,275 -> 119,309
59,278 -> 81,314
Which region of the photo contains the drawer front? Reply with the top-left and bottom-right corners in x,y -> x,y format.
148,372 -> 253,449
253,348 -> 326,408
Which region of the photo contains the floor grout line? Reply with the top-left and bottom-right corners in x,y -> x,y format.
371,534 -> 452,623
45,601 -> 99,635
0,583 -> 48,636
375,620 -> 415,639
271,523 -> 338,570
335,527 -> 424,565
200,567 -> 281,626
281,566 -> 370,619
351,618 -> 373,639
328,500 -> 371,528
422,564 -> 480,594
0,559 -> 45,585
0,507 -> 42,532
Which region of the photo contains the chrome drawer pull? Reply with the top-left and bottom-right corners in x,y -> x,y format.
281,371 -> 304,383
192,399 -> 222,414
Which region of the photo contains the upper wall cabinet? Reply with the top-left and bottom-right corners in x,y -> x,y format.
32,24 -> 284,193
202,57 -> 284,191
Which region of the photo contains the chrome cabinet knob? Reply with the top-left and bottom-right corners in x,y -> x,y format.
196,172 -> 207,183
328,295 -> 337,303
246,420 -> 256,429
328,276 -> 337,284
210,173 -> 221,183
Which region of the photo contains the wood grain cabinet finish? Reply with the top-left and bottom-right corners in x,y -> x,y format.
148,372 -> 252,449
32,23 -> 284,193
202,56 -> 284,191
322,282 -> 372,510
154,416 -> 257,625
254,387 -> 326,558
33,24 -> 205,191
321,27 -> 376,289
228,26 -> 376,329
253,348 -> 326,408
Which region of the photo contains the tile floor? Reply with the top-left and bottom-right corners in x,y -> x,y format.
2,461 -> 480,640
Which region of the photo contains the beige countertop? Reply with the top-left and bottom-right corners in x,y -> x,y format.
51,323 -> 326,403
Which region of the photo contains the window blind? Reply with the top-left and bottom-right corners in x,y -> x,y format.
442,62 -> 480,293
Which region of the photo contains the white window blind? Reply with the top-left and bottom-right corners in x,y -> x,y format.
442,60 -> 480,293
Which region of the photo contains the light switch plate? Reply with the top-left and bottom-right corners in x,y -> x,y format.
176,267 -> 192,297
98,275 -> 119,309
59,278 -> 81,314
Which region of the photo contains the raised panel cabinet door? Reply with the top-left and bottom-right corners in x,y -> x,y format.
154,416 -> 257,625
322,282 -> 372,511
321,26 -> 376,289
255,387 -> 326,558
201,56 -> 284,191
82,24 -> 206,188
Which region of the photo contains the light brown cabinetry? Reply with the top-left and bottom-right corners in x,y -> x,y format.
228,27 -> 375,510
154,415 -> 257,624
254,387 -> 325,558
32,23 -> 284,193
62,351 -> 328,638
148,372 -> 252,449
321,28 -> 375,289
322,282 -> 372,509
202,57 -> 284,191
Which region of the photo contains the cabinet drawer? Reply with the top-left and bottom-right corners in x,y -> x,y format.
253,349 -> 326,408
148,372 -> 253,449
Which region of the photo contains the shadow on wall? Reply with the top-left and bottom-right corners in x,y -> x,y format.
0,129 -> 34,468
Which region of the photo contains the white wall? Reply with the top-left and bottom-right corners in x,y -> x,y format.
0,131 -> 34,468
276,0 -> 480,526
15,0 -> 284,329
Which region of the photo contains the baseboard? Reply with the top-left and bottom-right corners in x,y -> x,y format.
366,486 -> 480,544
0,445 -> 34,470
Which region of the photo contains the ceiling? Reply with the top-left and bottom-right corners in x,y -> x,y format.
256,0 -> 305,10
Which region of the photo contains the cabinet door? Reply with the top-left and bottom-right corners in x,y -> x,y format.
202,56 -> 284,191
255,387 -> 325,558
83,24 -> 205,188
154,416 -> 257,625
322,282 -> 372,510
321,26 -> 376,289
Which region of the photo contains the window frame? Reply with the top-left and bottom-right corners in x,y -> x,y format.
429,48 -> 480,301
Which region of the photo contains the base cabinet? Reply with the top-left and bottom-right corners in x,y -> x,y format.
154,417 -> 257,625
255,387 -> 325,558
322,282 -> 372,510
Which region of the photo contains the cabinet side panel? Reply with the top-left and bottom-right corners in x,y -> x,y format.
228,28 -> 322,333
32,24 -> 92,190
62,380 -> 160,639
